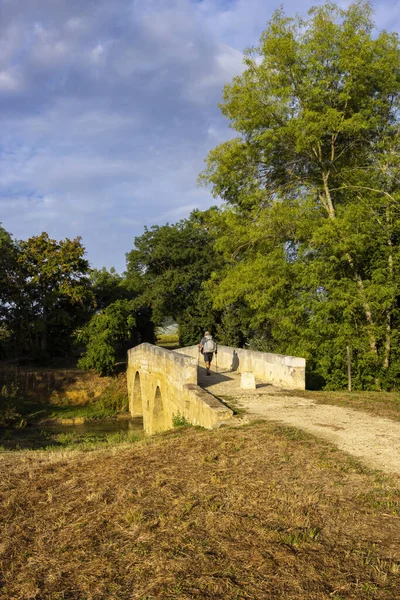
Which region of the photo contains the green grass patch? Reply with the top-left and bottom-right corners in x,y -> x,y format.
156,333 -> 180,349
0,426 -> 143,452
172,412 -> 192,428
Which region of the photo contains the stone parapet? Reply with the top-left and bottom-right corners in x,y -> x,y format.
175,344 -> 306,390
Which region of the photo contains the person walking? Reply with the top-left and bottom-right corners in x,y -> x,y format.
199,331 -> 217,376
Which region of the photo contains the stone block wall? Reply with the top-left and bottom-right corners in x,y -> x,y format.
127,343 -> 233,434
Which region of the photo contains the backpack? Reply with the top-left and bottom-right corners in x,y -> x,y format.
203,337 -> 216,353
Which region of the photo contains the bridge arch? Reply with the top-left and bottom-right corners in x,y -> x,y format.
127,343 -> 234,434
129,371 -> 143,417
152,385 -> 166,433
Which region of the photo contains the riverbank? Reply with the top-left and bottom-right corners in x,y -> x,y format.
1,422 -> 399,600
0,369 -> 135,450
1,368 -> 127,416
0,416 -> 144,451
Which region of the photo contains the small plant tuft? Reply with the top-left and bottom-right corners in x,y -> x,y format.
172,412 -> 191,428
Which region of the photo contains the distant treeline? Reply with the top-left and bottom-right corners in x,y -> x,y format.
2,2 -> 400,390
0,230 -> 155,375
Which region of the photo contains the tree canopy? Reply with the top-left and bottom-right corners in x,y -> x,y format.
0,230 -> 154,371
199,1 -> 400,388
1,231 -> 94,360
125,209 -> 222,345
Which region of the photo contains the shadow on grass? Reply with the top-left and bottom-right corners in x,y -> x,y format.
0,418 -> 144,451
0,426 -> 66,450
114,361 -> 127,375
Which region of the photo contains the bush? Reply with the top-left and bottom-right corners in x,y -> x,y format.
76,300 -> 137,375
0,383 -> 25,428
97,377 -> 129,413
78,337 -> 116,376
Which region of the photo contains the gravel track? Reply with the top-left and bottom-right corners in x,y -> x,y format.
199,368 -> 400,476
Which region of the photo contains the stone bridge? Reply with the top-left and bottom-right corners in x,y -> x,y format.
127,343 -> 306,435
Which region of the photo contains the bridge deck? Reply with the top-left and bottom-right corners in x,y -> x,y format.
197,365 -> 272,397
197,366 -> 400,476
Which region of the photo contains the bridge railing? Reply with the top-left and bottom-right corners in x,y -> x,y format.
175,344 -> 306,390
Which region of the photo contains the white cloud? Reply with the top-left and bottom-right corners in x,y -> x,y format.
0,0 -> 398,272
0,67 -> 23,92
374,1 -> 400,32
115,216 -> 140,227
65,17 -> 88,34
185,42 -> 244,103
0,22 -> 24,69
90,44 -> 105,63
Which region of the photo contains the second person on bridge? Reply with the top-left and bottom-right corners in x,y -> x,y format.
199,331 -> 217,376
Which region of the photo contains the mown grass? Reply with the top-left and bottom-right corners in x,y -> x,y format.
156,332 -> 180,349
278,390 -> 400,421
1,421 -> 399,599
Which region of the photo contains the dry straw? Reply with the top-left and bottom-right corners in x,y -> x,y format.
1,422 -> 400,599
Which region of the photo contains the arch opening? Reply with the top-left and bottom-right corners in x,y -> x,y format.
152,385 -> 166,433
130,371 -> 143,417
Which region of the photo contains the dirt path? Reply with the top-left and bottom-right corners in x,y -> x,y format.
199,368 -> 400,476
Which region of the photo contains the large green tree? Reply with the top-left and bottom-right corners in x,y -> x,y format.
125,209 -> 222,345
90,267 -> 133,310
0,225 -> 18,301
0,229 -> 155,369
200,2 -> 400,388
5,232 -> 93,360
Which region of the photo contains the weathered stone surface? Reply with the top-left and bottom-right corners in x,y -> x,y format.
127,343 -> 233,435
241,371 -> 256,390
175,345 -> 306,390
127,342 -> 307,435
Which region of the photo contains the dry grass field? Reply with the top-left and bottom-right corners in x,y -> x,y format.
1,422 -> 400,600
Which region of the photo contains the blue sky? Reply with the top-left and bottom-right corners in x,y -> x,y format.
1,0 -> 399,272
